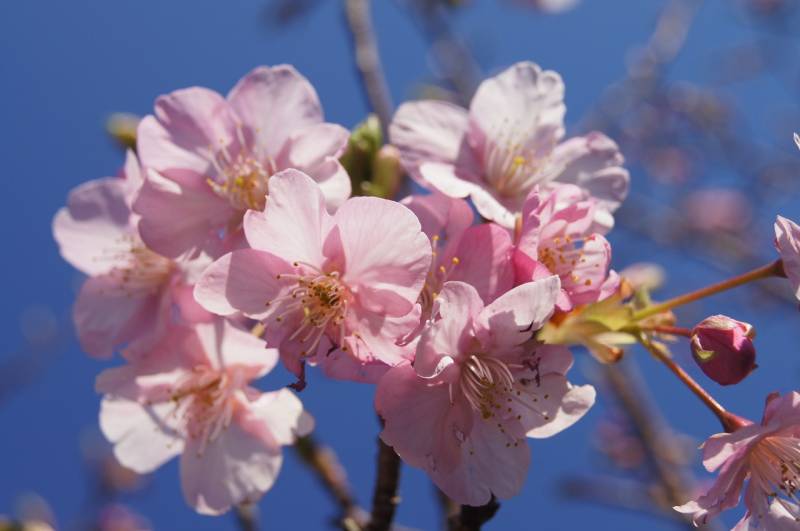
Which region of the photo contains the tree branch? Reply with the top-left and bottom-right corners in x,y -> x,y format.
294,435 -> 365,529
448,497 -> 500,531
344,0 -> 394,136
366,438 -> 402,531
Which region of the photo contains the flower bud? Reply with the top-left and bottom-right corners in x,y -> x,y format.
690,315 -> 756,385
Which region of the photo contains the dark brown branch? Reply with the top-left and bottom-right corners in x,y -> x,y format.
435,485 -> 460,531
366,438 -> 402,531
234,504 -> 259,531
344,0 -> 394,136
293,435 -> 365,529
448,497 -> 500,531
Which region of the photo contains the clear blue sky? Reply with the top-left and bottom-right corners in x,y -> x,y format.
1,1 -> 798,529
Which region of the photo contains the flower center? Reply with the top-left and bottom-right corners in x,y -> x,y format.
538,234 -> 596,287
749,435 -> 800,515
459,354 -> 516,419
107,236 -> 174,296
419,235 -> 461,315
269,262 -> 352,356
207,129 -> 276,212
169,367 -> 240,456
482,123 -> 555,198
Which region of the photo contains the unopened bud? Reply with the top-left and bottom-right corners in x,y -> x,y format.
690,315 -> 756,385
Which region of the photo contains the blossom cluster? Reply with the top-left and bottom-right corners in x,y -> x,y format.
53,60 -> 800,529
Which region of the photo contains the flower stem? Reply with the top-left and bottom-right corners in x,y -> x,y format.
632,260 -> 784,322
637,324 -> 693,338
637,337 -> 742,432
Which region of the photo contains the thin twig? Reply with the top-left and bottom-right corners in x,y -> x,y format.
401,0 -> 482,104
293,435 -> 365,529
601,360 -> 724,531
435,486 -> 460,531
344,0 -> 394,136
366,438 -> 402,531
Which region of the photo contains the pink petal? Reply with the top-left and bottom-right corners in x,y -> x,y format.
448,223 -> 515,304
194,319 -> 278,376
194,249 -> 291,319
701,425 -> 765,472
134,168 -> 232,258
416,281 -> 484,379
137,115 -> 210,176
180,415 -> 283,515
317,349 -> 392,383
469,62 -> 566,164
518,375 -> 596,438
435,418 -> 531,505
237,389 -> 312,448
389,100 -> 471,185
376,363 -> 473,474
475,276 -> 560,350
276,122 -> 350,176
243,169 -> 331,265
227,65 -> 323,158
100,398 -> 184,474
674,456 -> 749,526
548,132 -> 629,213
401,193 -> 474,251
53,178 -> 136,276
334,197 -> 431,316
345,305 -> 420,368
307,157 -> 352,211
775,215 -> 800,299
73,274 -> 167,358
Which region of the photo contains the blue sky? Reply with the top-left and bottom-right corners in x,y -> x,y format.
1,0 -> 799,529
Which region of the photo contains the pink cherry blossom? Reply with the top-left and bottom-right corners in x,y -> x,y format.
674,391 -> 800,528
513,184 -> 618,311
194,169 -> 431,384
53,151 -> 212,358
134,65 -> 352,258
389,61 -> 628,228
775,215 -> 800,300
375,280 -> 596,505
97,319 -> 313,515
401,193 -> 514,323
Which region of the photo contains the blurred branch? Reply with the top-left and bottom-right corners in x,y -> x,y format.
599,360 -> 724,531
434,486 -> 459,531
294,435 -> 366,529
344,0 -> 394,135
366,439 -> 402,531
400,0 -> 481,103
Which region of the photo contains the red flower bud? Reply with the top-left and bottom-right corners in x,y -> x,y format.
690,315 -> 757,386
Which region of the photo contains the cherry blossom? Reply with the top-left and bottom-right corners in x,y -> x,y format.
775,215 -> 800,300
513,184 -> 618,311
675,391 -> 800,528
402,193 -> 514,325
376,280 -> 596,505
389,62 -> 628,228
195,169 -> 431,384
690,315 -> 757,386
97,319 -> 313,515
52,151 -> 211,358
134,65 -> 351,258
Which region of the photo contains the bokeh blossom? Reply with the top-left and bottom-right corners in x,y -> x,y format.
675,391 -> 800,528
195,169 -> 431,384
134,65 -> 351,258
376,280 -> 595,505
389,61 -> 629,228
52,151 -> 211,358
97,319 -> 312,515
